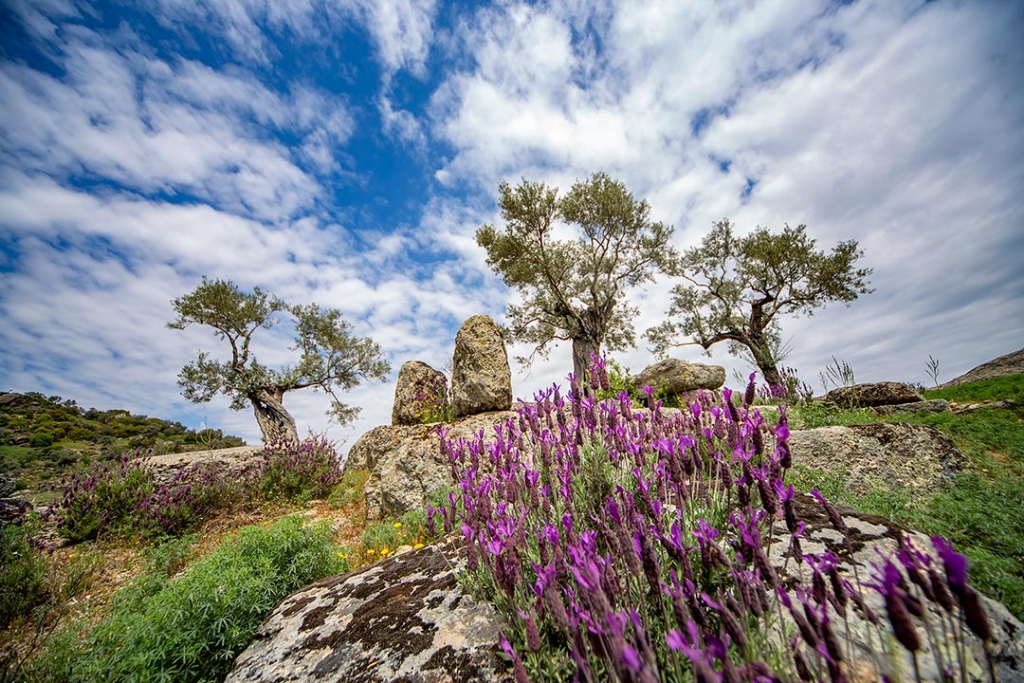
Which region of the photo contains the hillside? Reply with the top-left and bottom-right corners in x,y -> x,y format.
0,391 -> 245,494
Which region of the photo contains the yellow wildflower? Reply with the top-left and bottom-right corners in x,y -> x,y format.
393,522 -> 403,529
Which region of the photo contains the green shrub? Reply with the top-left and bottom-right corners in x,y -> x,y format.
0,520 -> 49,629
251,437 -> 344,503
29,431 -> 55,449
44,516 -> 343,683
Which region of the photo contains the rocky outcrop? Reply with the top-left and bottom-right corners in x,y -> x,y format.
766,493 -> 1024,683
822,381 -> 923,407
874,398 -> 951,416
787,422 -> 965,496
137,446 -> 262,486
631,358 -> 726,394
392,361 -> 448,426
450,316 -> 512,418
344,411 -> 517,521
226,534 -> 510,683
939,347 -> 1024,388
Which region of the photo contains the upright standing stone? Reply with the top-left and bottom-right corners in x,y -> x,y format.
391,361 -> 448,426
450,315 -> 512,418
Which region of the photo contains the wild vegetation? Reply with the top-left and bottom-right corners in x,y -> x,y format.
2,370 -> 1020,682
0,392 -> 244,492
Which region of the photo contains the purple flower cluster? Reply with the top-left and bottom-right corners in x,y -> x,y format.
437,358 -> 995,682
49,438 -> 345,541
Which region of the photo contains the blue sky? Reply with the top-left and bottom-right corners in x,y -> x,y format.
2,0 -> 1022,446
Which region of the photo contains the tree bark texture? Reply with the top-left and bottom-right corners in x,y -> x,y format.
571,338 -> 601,390
250,388 -> 299,444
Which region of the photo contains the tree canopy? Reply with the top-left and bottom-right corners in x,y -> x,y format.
476,172 -> 675,382
169,278 -> 390,443
646,220 -> 872,387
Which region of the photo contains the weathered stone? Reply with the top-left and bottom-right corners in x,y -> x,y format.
787,422 -> 966,496
939,347 -> 1024,388
765,494 -> 1024,683
0,473 -> 15,499
392,361 -> 449,426
0,392 -> 26,407
344,411 -> 518,521
136,446 -> 262,486
226,534 -> 510,683
630,358 -> 726,394
822,381 -> 924,407
874,398 -> 951,416
450,316 -> 512,418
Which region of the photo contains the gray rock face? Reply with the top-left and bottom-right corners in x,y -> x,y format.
939,347 -> 1024,388
874,398 -> 951,415
450,316 -> 512,419
787,422 -> 965,496
137,446 -> 262,486
0,473 -> 15,499
344,411 -> 518,521
226,534 -> 511,683
766,494 -> 1024,683
631,358 -> 726,394
392,361 -> 449,426
822,381 -> 923,407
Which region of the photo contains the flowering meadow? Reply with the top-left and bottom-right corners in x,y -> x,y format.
433,359 -> 999,683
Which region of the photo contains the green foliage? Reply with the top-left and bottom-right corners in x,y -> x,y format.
36,517 -> 343,683
169,277 -> 390,440
786,379 -> 1024,620
923,374 -> 1024,403
327,468 -> 369,508
476,173 -> 675,378
0,521 -> 49,629
647,219 -> 872,385
28,431 -> 55,449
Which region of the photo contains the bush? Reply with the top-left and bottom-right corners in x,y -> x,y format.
249,437 -> 345,503
33,516 -> 343,683
0,520 -> 48,629
439,374 -> 1000,682
29,431 -> 55,449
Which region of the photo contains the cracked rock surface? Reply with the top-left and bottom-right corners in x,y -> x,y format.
226,534 -> 510,683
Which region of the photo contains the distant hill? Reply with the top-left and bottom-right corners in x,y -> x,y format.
938,347 -> 1024,388
0,391 -> 245,491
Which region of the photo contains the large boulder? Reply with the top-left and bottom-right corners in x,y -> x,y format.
787,422 -> 965,496
137,446 -> 263,486
450,316 -> 512,418
392,361 -> 449,426
630,358 -> 726,394
765,493 -> 1024,683
822,381 -> 923,407
226,534 -> 511,683
345,411 -> 518,521
874,398 -> 951,416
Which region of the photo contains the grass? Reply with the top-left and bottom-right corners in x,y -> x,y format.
785,374 -> 1024,620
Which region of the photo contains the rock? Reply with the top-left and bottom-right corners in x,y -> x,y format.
137,446 -> 263,486
344,411 -> 518,521
822,381 -> 923,407
765,493 -> 1024,683
0,392 -> 26,407
226,534 -> 510,683
954,399 -> 1021,414
787,422 -> 965,496
939,347 -> 1024,388
392,361 -> 449,426
874,398 -> 951,415
630,358 -> 726,394
0,473 -> 16,499
450,316 -> 513,418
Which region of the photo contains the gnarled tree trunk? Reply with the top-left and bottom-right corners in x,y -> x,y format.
250,388 -> 299,444
571,337 -> 601,391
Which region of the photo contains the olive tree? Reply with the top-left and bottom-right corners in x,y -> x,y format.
646,220 -> 872,387
169,278 -> 390,443
476,172 -> 675,382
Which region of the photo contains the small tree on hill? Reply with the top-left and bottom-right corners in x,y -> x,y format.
646,219 -> 872,387
476,172 -> 675,382
169,278 -> 390,443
